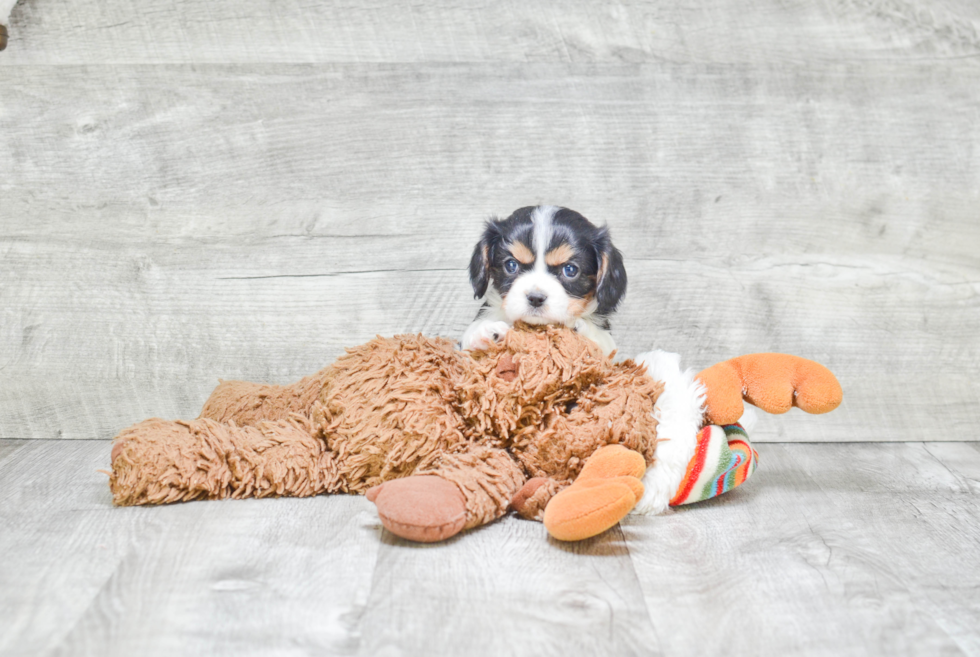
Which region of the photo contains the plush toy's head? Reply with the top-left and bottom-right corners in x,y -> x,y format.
454,323 -> 663,481
457,322 -> 614,440
471,322 -> 610,390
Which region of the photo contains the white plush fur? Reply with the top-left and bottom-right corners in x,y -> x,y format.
632,350 -> 707,515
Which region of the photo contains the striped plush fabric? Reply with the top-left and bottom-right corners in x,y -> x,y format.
669,424 -> 759,506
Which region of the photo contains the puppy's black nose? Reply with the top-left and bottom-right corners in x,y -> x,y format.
526,292 -> 547,308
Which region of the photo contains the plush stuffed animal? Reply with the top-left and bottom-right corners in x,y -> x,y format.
108,324 -> 842,542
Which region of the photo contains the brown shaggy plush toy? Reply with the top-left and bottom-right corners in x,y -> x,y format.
109,323 -> 842,542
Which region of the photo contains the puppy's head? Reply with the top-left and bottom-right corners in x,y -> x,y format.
469,205 -> 627,326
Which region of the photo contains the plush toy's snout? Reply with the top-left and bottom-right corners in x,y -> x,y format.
496,353 -> 519,382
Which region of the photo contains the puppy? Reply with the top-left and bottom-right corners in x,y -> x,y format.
461,205 -> 626,356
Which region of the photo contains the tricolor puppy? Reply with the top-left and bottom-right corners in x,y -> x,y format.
461,205 -> 626,356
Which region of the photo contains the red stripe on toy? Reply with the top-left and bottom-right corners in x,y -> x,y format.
669,426 -> 711,506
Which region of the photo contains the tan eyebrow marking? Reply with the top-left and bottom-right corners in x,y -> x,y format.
545,244 -> 575,267
508,241 -> 535,264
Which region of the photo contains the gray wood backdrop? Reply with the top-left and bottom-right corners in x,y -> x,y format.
1,0 -> 978,442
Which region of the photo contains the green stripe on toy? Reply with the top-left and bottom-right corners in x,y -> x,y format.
669,424 -> 758,506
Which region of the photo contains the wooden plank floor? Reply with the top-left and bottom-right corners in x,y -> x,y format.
1,439 -> 978,656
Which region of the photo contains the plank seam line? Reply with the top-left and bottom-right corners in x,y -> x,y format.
217,267 -> 463,280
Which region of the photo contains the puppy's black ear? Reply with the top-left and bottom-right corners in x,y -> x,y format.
595,228 -> 627,316
469,220 -> 500,299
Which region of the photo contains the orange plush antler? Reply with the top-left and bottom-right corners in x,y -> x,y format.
697,353 -> 842,426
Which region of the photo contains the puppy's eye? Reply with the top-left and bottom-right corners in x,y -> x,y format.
562,263 -> 579,279
504,259 -> 519,274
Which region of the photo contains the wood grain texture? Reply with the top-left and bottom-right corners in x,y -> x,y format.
1,441 -> 978,655
0,440 -> 381,657
781,441 -> 980,655
1,61 -> 978,440
359,522 -> 661,656
2,0 -> 978,64
1,0 -> 979,442
2,62 -> 979,247
622,441 -> 980,656
0,438 -> 26,463
1,243 -> 976,443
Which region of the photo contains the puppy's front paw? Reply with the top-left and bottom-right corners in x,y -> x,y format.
461,320 -> 510,351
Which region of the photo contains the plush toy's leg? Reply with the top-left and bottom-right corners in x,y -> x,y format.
543,445 -> 646,541
0,24 -> 7,51
510,477 -> 565,521
697,353 -> 842,426
366,446 -> 525,543
198,368 -> 334,427
669,423 -> 758,506
110,415 -> 340,506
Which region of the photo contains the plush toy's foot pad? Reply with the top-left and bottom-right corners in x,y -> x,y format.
543,445 -> 646,542
367,475 -> 467,543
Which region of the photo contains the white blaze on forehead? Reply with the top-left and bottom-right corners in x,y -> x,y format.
531,205 -> 557,273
